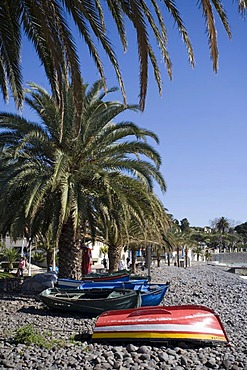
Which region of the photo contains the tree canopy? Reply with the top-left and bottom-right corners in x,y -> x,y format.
0,80 -> 168,275
0,1 -> 246,110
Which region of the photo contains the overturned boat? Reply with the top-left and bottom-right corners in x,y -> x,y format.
92,305 -> 229,343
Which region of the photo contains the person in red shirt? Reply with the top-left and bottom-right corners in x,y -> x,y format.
17,257 -> 26,277
81,244 -> 92,276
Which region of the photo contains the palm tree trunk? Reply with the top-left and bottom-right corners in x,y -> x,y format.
58,217 -> 82,279
176,246 -> 180,267
46,250 -> 53,272
108,244 -> 122,272
131,248 -> 137,274
157,250 -> 161,267
167,253 -> 170,266
185,247 -> 188,268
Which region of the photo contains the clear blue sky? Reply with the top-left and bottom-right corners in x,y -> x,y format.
1,4 -> 246,228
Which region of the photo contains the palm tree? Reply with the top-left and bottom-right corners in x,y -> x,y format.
97,183 -> 169,271
1,1 -> 243,110
0,80 -> 166,278
162,217 -> 188,267
2,248 -> 19,272
35,231 -> 58,271
161,214 -> 178,266
215,217 -> 230,252
100,246 -> 108,258
192,245 -> 204,262
216,217 -> 230,234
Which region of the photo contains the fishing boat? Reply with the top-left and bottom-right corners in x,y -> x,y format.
92,305 -> 229,343
39,287 -> 141,316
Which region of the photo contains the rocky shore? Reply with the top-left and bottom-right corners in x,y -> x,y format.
0,264 -> 246,370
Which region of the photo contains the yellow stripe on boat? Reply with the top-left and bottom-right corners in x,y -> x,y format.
92,331 -> 227,341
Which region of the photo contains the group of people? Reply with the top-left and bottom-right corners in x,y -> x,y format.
80,243 -> 131,275
15,243 -> 131,278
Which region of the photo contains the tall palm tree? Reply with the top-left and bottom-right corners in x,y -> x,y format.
0,80 -> 166,278
1,1 -> 243,110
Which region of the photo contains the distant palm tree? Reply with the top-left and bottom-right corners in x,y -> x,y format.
192,245 -> 204,262
1,1 -> 243,110
0,80 -> 166,278
162,216 -> 189,267
100,246 -> 108,258
215,217 -> 230,252
216,217 -> 230,234
36,231 -> 58,271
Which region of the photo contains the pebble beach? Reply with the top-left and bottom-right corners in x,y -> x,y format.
0,264 -> 246,370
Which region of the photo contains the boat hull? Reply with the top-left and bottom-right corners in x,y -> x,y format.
39,288 -> 141,316
92,305 -> 228,343
140,284 -> 170,306
77,280 -> 148,290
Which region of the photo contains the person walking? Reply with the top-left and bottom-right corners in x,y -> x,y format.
17,257 -> 26,277
81,244 -> 92,276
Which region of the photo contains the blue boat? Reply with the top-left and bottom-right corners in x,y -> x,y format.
140,283 -> 170,306
77,280 -> 148,290
77,282 -> 170,307
58,278 -> 148,289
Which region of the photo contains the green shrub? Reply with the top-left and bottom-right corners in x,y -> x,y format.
13,324 -> 65,348
0,272 -> 16,279
13,324 -> 48,347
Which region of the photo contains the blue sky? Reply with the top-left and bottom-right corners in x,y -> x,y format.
1,4 -> 246,228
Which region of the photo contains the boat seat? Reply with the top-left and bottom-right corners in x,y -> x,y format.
107,291 -> 121,299
71,294 -> 85,300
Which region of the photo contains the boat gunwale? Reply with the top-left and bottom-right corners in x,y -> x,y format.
40,288 -> 141,305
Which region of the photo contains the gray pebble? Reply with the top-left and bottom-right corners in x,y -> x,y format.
126,343 -> 138,353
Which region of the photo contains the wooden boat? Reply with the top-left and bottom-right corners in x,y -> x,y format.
39,287 -> 141,316
92,305 -> 229,343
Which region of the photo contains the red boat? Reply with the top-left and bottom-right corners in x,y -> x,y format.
92,305 -> 229,343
